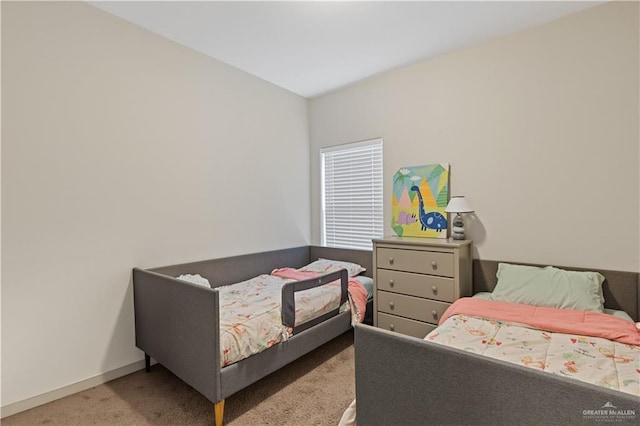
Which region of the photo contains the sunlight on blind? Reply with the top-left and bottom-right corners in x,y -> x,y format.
321,139 -> 383,250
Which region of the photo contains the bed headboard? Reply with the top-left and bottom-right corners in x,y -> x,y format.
150,246 -> 312,286
473,259 -> 640,321
147,245 -> 373,286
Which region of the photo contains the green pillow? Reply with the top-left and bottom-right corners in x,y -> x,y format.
491,263 -> 605,312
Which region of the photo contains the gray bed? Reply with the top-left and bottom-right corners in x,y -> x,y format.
355,259 -> 640,425
133,245 -> 372,426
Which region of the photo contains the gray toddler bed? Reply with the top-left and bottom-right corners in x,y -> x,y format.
355,260 -> 640,425
133,245 -> 372,426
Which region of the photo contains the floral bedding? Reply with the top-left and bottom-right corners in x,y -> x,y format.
218,272 -> 365,367
426,301 -> 640,396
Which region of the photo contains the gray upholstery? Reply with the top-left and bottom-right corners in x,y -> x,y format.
355,324 -> 640,425
150,246 -> 311,287
133,269 -> 220,402
133,245 -> 373,405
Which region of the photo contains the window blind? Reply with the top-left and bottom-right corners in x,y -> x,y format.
321,139 -> 383,250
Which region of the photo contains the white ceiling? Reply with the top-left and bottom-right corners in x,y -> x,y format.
90,1 -> 603,98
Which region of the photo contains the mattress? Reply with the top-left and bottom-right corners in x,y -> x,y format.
219,274 -> 367,367
426,309 -> 640,396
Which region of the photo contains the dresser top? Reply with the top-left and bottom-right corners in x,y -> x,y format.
373,236 -> 472,248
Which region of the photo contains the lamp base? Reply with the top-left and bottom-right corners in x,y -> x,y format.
451,231 -> 466,240
451,214 -> 466,240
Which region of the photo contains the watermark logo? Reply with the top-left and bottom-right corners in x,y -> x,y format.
582,402 -> 636,423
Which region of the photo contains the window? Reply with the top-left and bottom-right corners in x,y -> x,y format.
321,138 -> 383,250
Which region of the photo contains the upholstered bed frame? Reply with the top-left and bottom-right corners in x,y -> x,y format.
355,259 -> 640,425
133,245 -> 372,426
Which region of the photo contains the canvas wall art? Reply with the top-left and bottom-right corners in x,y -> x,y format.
391,163 -> 450,238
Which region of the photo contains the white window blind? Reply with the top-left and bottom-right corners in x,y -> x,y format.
321,139 -> 383,250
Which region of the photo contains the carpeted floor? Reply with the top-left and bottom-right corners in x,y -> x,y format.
3,330 -> 356,425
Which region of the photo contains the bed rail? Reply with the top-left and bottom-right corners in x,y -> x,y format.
281,268 -> 349,334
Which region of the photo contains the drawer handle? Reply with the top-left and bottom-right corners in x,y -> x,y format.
389,279 -> 394,287
431,286 -> 438,294
389,324 -> 395,331
432,310 -> 438,319
389,301 -> 395,309
389,257 -> 394,265
431,261 -> 438,269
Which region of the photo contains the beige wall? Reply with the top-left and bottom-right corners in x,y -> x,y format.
1,2 -> 310,409
310,1 -> 639,272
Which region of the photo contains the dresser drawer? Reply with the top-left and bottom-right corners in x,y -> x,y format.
377,291 -> 450,324
377,247 -> 454,277
377,312 -> 436,338
377,269 -> 455,302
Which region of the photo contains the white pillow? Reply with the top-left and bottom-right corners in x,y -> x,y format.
177,274 -> 211,288
299,258 -> 366,277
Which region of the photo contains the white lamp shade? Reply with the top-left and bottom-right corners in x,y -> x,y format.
445,196 -> 474,213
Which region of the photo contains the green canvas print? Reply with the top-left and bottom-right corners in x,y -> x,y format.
391,163 -> 450,238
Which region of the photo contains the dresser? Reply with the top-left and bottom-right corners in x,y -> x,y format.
373,237 -> 472,338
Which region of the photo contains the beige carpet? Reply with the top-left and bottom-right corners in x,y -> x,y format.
3,331 -> 355,425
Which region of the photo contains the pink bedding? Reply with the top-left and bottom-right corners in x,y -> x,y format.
440,297 -> 640,345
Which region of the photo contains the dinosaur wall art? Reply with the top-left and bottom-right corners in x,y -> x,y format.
391,163 -> 450,238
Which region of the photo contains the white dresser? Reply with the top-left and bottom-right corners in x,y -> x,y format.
373,237 -> 472,338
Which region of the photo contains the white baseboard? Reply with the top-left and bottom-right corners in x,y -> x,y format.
1,359 -> 153,419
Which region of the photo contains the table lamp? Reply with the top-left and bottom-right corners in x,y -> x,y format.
445,196 -> 474,240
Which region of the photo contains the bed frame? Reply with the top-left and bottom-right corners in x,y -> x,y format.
354,259 -> 640,425
133,245 -> 372,426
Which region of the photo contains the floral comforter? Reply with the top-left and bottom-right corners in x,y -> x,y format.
426,299 -> 640,396
218,272 -> 364,367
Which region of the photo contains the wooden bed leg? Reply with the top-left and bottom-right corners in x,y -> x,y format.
214,400 -> 225,426
145,354 -> 151,372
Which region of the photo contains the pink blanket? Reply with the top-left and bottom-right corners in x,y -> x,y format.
271,268 -> 368,323
440,297 -> 640,346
